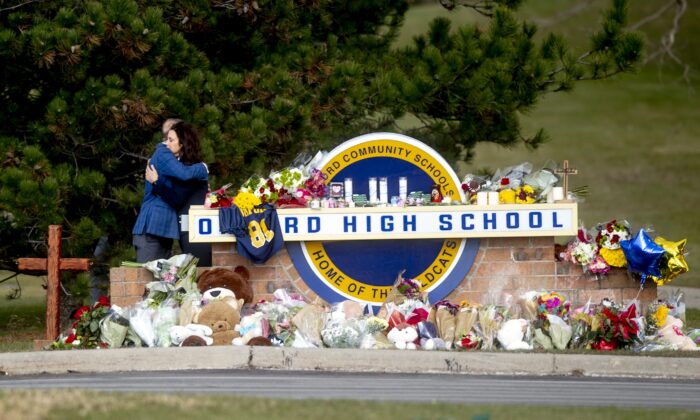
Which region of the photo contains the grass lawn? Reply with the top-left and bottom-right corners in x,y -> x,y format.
0,271 -> 46,352
1,390 -> 699,420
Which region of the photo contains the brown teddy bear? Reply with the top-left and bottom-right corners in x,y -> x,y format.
193,297 -> 241,345
197,266 -> 254,304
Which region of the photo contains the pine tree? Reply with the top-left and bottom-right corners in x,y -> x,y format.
0,0 -> 642,264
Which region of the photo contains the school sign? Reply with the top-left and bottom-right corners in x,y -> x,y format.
190,133 -> 577,308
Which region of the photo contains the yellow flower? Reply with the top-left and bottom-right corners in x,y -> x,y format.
233,191 -> 261,214
499,189 -> 516,204
653,305 -> 669,327
515,185 -> 536,204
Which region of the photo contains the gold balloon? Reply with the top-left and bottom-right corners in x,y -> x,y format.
650,237 -> 688,285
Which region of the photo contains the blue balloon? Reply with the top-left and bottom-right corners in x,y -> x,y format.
620,229 -> 665,280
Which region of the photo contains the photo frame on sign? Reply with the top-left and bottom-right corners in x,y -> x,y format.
329,182 -> 344,198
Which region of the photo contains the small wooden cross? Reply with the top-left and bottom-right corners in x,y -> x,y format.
18,225 -> 92,341
555,160 -> 578,200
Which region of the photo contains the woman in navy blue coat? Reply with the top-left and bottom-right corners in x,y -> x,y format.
132,121 -> 208,262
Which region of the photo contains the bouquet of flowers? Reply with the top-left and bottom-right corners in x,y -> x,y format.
532,292 -> 572,350
477,304 -> 508,350
595,219 -> 631,268
304,168 -> 327,199
560,227 -> 608,274
51,296 -> 112,349
589,301 -> 640,350
204,183 -> 233,208
454,303 -> 480,350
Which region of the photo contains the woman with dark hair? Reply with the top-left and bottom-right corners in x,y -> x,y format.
144,122 -> 212,265
132,121 -> 209,263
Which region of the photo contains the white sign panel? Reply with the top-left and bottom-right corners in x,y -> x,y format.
188,203 -> 577,242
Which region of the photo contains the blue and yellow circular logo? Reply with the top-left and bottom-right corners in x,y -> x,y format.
286,133 -> 479,307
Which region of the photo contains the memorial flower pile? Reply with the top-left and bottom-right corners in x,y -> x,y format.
559,218 -> 689,287
50,262 -> 699,353
51,296 -> 111,350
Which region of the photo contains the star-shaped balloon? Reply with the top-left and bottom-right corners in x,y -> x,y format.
619,229 -> 665,283
649,237 -> 689,286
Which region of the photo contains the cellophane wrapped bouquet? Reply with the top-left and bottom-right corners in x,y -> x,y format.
531,292 -> 572,350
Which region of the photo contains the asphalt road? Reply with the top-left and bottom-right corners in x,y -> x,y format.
2,370 -> 699,410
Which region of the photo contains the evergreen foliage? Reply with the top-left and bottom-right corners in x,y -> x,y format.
0,0 -> 642,263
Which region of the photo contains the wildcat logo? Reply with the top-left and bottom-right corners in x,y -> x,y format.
286,132 -> 479,308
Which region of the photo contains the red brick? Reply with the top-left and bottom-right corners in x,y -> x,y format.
109,268 -> 124,283
212,243 -> 236,253
469,276 -> 513,292
125,281 -> 147,297
556,262 -> 583,276
481,248 -> 512,262
597,269 -> 635,288
474,262 -> 531,277
511,276 -> 556,290
124,268 -> 138,282
112,296 -> 143,308
512,247 -> 554,262
622,286 -> 657,305
248,266 -> 277,282
529,237 -> 555,247
486,237 -> 531,248
110,281 -> 125,298
213,253 -> 249,267
555,275 -> 597,290
529,261 -> 556,276
579,289 -> 622,305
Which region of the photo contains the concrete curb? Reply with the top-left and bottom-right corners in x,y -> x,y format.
2,347 -> 699,379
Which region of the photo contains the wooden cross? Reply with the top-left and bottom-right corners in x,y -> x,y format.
555,160 -> 578,200
17,225 -> 91,341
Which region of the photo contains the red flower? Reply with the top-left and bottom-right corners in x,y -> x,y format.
259,187 -> 265,194
96,296 -> 110,308
500,177 -> 510,186
592,338 -> 618,350
72,305 -> 90,320
610,235 -> 620,244
65,332 -> 77,344
461,183 -> 468,192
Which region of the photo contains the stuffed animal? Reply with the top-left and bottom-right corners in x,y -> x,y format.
170,324 -> 214,347
193,298 -> 241,345
387,324 -> 418,350
497,319 -> 532,351
233,312 -> 269,346
197,266 -> 254,304
658,315 -> 699,351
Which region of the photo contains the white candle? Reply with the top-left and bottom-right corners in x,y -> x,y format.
399,177 -> 407,200
546,188 -> 554,203
552,187 -> 564,201
487,191 -> 500,205
344,178 -> 353,202
368,177 -> 378,203
379,177 -> 388,203
476,191 -> 488,206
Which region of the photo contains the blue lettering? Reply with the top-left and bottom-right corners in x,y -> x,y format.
483,213 -> 497,229
403,214 -> 416,231
439,214 -> 452,231
199,218 -> 211,235
381,215 -> 393,232
553,212 -> 563,228
461,214 -> 474,230
366,215 -> 372,232
506,212 -> 519,229
285,217 -> 298,234
529,212 -> 542,228
343,216 -> 357,233
308,217 -> 321,233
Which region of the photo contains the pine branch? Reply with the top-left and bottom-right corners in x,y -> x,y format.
0,0 -> 44,13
